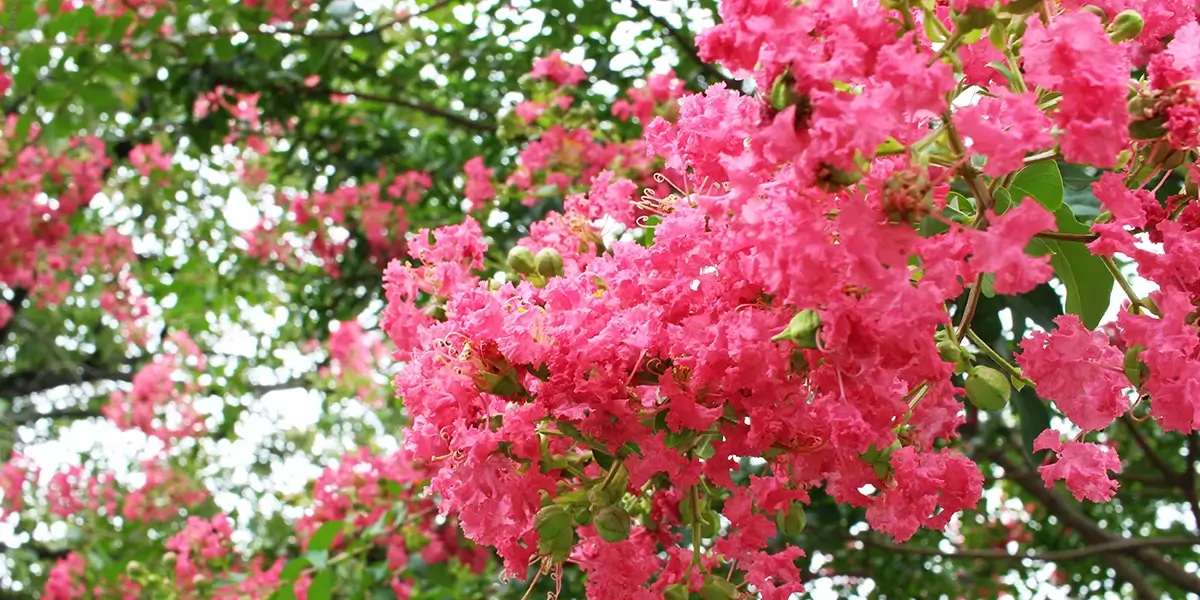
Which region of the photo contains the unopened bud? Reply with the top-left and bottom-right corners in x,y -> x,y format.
588,486 -> 613,508
474,369 -> 524,397
537,528 -> 574,562
776,501 -> 807,536
955,7 -> 996,31
595,506 -> 631,542
664,584 -> 690,600
769,72 -> 800,112
534,247 -> 564,277
700,576 -> 739,600
507,246 -> 536,274
534,505 -> 572,540
1109,10 -> 1144,42
815,161 -> 864,192
1080,4 -> 1108,22
771,309 -> 822,349
574,506 -> 593,526
964,366 -> 1011,411
602,464 -> 628,497
1130,118 -> 1167,140
1124,345 -> 1148,387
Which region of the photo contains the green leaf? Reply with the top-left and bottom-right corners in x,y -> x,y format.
15,45 -> 52,94
308,570 -> 334,600
269,585 -> 299,600
15,4 -> 40,29
1011,160 -> 1064,212
1013,387 -> 1052,459
280,557 -> 310,582
991,187 -> 1012,216
307,520 -> 344,552
1028,206 -> 1113,329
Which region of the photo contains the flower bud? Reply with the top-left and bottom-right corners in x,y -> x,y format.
474,369 -> 524,397
771,309 -> 822,349
664,584 -> 689,600
588,486 -> 613,508
534,505 -> 572,540
700,511 -> 720,538
507,246 -> 536,274
537,528 -> 575,562
769,72 -> 799,112
534,247 -> 564,277
964,366 -> 1011,411
955,7 -> 996,31
602,464 -> 628,497
815,161 -> 864,192
1124,345 -> 1148,387
700,576 -> 739,600
775,501 -> 807,536
595,506 -> 631,542
1081,5 -> 1109,22
1109,10 -> 1144,42
574,506 -> 593,526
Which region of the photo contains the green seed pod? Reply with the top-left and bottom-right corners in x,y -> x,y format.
700,576 -> 739,600
1080,4 -> 1109,22
1110,9 -> 1144,42
937,338 -> 968,365
573,506 -> 593,527
964,366 -> 1011,411
769,72 -> 799,111
475,369 -> 524,397
534,247 -> 564,277
595,506 -> 632,543
771,309 -> 822,349
1124,345 -> 1148,387
955,7 -> 996,31
776,501 -> 807,537
588,486 -> 613,509
534,505 -> 571,540
507,246 -> 536,275
664,584 -> 689,600
603,464 -> 629,497
537,528 -> 575,563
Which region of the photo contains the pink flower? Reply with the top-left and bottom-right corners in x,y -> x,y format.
43,553 -> 87,600
1021,12 -> 1131,167
514,100 -> 546,125
954,90 -> 1054,177
129,140 -> 172,177
529,50 -> 586,87
968,201 -> 1056,295
463,156 -> 496,208
1034,430 -> 1122,502
1017,315 -> 1131,431
866,448 -> 983,542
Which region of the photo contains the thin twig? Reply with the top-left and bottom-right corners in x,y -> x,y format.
628,0 -> 738,89
857,535 -> 1200,563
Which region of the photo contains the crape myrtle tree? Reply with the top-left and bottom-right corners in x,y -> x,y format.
2,0 -> 1200,598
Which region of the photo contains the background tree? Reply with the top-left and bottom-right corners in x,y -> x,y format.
1,0 -> 1198,599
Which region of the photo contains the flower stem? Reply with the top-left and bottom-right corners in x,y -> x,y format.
965,329 -> 1034,387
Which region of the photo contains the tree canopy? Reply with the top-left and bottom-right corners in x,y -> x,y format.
2,0 -> 1200,599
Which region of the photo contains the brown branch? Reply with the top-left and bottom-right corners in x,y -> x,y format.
1034,230 -> 1099,243
858,535 -> 1200,563
1122,415 -> 1184,484
628,0 -> 739,89
310,88 -> 496,131
994,453 -> 1200,596
0,368 -> 134,400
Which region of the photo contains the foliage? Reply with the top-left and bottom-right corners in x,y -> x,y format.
1,0 -> 1199,599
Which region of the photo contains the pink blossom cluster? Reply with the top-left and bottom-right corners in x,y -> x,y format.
613,70 -> 687,124
243,170 -> 431,277
297,448 -> 489,596
103,331 -> 207,440
376,1 -> 1200,598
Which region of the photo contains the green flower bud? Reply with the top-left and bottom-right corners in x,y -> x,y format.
937,338 -> 968,365
964,366 -> 1011,411
771,309 -> 822,349
474,369 -> 524,397
1109,10 -> 1144,42
1124,345 -> 1148,387
664,584 -> 690,600
700,576 -> 739,600
507,246 -> 536,274
1080,5 -> 1109,22
815,161 -> 864,192
574,506 -> 593,527
534,247 -> 564,277
534,505 -> 572,540
603,464 -> 628,497
588,486 -> 613,509
776,501 -> 807,536
955,7 -> 996,31
595,506 -> 631,543
537,528 -> 575,563
769,72 -> 800,112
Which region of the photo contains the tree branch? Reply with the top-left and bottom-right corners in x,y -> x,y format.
994,453 -> 1200,596
308,87 -> 496,131
628,0 -> 739,89
1187,433 -> 1200,535
858,535 -> 1200,563
1122,415 -> 1184,484
0,368 -> 133,401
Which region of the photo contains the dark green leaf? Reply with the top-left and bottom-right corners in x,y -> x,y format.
1028,206 -> 1113,329
306,521 -> 344,552
1010,160 -> 1064,212
1013,387 -> 1052,459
